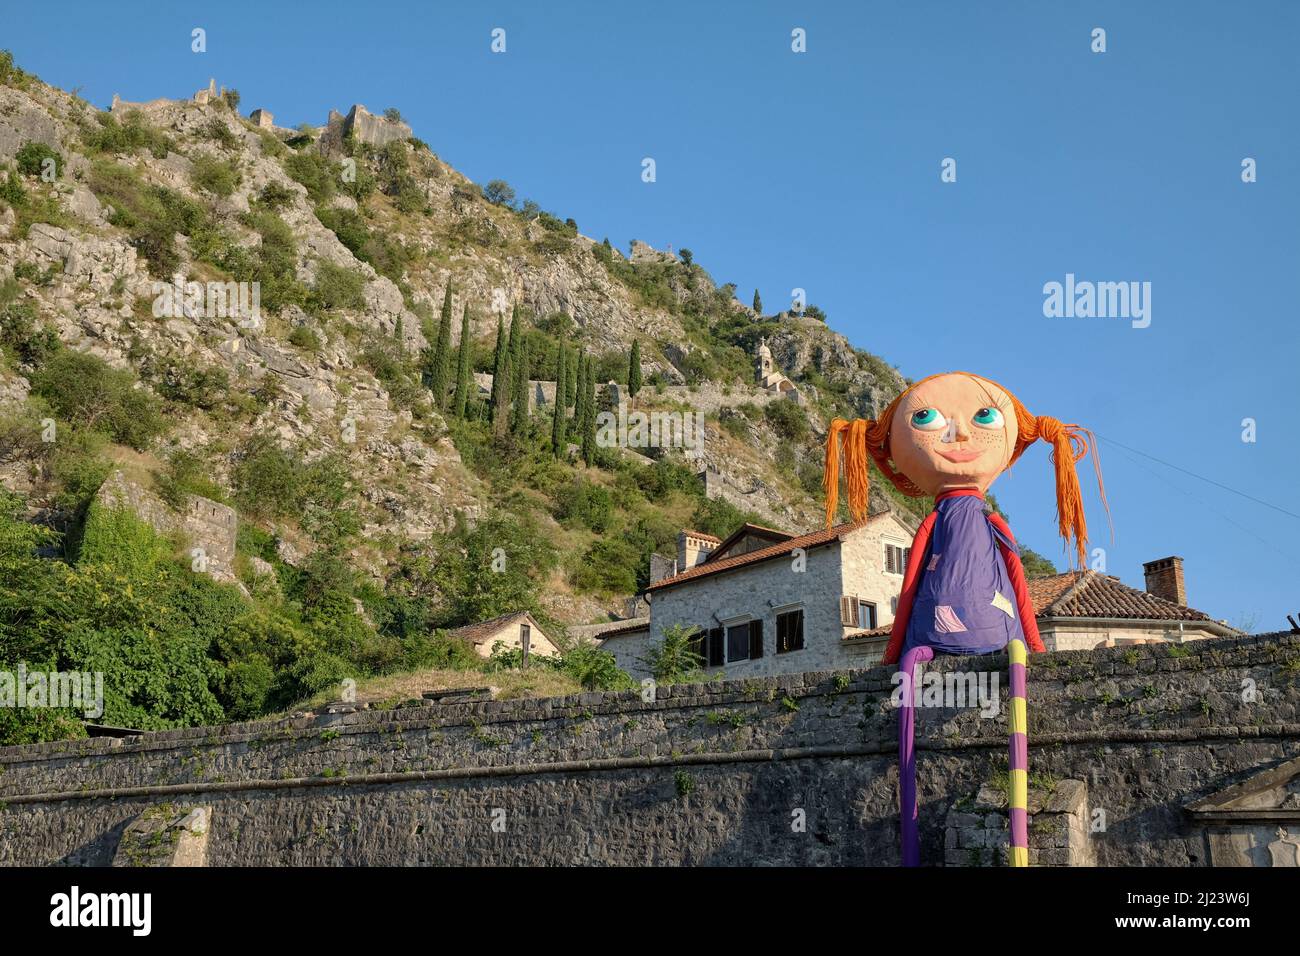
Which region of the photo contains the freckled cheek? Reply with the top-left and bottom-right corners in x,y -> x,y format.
970,430 -> 1009,461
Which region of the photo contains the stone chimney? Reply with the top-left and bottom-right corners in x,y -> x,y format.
1143,556 -> 1186,606
677,530 -> 717,572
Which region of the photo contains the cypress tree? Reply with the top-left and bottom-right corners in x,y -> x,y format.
428,283 -> 454,409
492,310 -> 517,434
566,346 -> 579,408
511,337 -> 530,436
573,350 -> 588,427
752,288 -> 763,313
580,356 -> 596,466
627,340 -> 642,406
488,314 -> 507,420
452,303 -> 472,419
551,344 -> 567,457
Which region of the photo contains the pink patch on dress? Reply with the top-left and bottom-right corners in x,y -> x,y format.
927,553 -> 942,572
934,605 -> 967,633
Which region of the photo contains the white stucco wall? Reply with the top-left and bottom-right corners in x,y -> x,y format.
837,513 -> 914,631
1041,621 -> 1224,652
476,619 -> 560,659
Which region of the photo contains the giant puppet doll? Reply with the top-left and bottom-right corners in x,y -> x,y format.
823,372 -> 1106,867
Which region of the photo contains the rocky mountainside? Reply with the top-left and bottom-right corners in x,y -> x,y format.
0,55 -> 914,639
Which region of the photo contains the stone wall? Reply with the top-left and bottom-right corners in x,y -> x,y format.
1,633 -> 1298,866
95,470 -> 238,583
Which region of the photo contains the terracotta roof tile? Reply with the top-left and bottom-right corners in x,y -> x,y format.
647,520 -> 870,591
592,618 -> 650,640
448,611 -> 534,645
1030,570 -> 1217,623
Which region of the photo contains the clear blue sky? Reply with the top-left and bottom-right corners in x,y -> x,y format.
6,1 -> 1298,631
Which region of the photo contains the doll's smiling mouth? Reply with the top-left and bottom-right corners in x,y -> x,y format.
936,448 -> 984,463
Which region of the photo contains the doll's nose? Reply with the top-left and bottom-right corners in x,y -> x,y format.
941,416 -> 969,443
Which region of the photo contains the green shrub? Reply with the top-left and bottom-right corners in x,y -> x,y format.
641,624 -> 706,684
554,478 -> 614,533
0,171 -> 25,208
231,436 -> 359,547
256,180 -> 296,210
30,350 -> 167,450
0,296 -> 61,365
87,161 -> 208,277
16,142 -> 60,179
45,425 -> 112,513
689,496 -> 761,539
231,435 -> 300,519
83,110 -> 171,158
202,117 -> 239,150
429,513 -> 557,627
283,151 -> 336,203
156,359 -> 230,410
764,398 -> 809,442
568,538 -> 639,594
155,448 -> 228,509
190,154 -> 241,197
78,503 -> 170,577
311,262 -> 366,312
561,642 -> 634,690
316,205 -> 410,283
288,324 -> 321,352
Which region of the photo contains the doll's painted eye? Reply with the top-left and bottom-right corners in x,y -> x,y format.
910,408 -> 947,431
972,407 -> 1004,429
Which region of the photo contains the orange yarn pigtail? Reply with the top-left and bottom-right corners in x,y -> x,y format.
845,418 -> 871,521
823,419 -> 850,527
823,418 -> 875,526
1034,416 -> 1094,567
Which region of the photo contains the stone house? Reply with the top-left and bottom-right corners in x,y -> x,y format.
447,611 -> 560,661
1026,557 -> 1239,650
604,512 -> 918,679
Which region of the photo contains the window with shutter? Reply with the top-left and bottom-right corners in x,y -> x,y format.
857,601 -> 877,630
707,627 -> 724,667
688,627 -> 705,663
840,595 -> 855,625
726,623 -> 751,662
776,608 -> 805,654
749,619 -> 764,659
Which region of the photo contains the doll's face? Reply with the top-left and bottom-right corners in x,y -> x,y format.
888,374 -> 1019,496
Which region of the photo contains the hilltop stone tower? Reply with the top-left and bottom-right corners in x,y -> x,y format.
755,338 -> 802,402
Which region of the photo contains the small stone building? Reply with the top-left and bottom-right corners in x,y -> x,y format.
448,611 -> 559,661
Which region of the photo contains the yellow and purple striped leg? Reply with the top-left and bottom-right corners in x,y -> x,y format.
1008,638 -> 1029,867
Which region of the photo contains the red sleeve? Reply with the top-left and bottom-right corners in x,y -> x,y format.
881,512 -> 936,665
987,513 -> 1045,653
